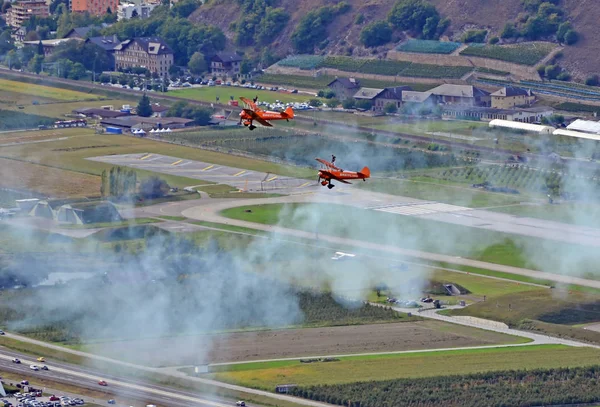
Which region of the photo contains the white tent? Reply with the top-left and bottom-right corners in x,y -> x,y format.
149,129 -> 156,133
137,129 -> 146,134
166,128 -> 172,132
159,128 -> 166,133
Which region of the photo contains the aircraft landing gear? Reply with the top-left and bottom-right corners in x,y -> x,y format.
327,184 -> 335,189
249,125 -> 256,130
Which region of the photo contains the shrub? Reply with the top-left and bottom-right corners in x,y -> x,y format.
354,13 -> 364,25
360,20 -> 392,47
342,99 -> 355,109
488,36 -> 499,45
564,29 -> 579,45
585,75 -> 599,87
326,98 -> 339,108
384,102 -> 398,114
557,71 -> 571,81
355,99 -> 373,110
461,29 -> 487,43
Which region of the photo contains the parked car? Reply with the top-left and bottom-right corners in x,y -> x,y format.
41,366 -> 49,371
0,330 -> 5,335
12,358 -> 21,364
20,380 -> 29,385
236,402 -> 246,406
98,381 -> 107,386
37,358 -> 45,363
49,396 -> 59,402
30,365 -> 39,371
107,400 -> 115,405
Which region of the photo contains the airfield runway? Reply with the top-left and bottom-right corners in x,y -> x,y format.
87,153 -> 313,193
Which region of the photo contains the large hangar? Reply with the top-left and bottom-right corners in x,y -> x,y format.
489,119 -> 555,134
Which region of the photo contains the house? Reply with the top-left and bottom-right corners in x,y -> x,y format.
491,86 -> 535,109
71,0 -> 118,16
427,84 -> 491,107
72,107 -> 130,119
113,37 -> 174,77
85,35 -> 119,70
401,90 -> 435,105
373,86 -> 412,111
327,77 -> 360,101
442,105 -> 553,123
151,103 -> 169,117
210,52 -> 242,76
117,0 -> 158,20
352,86 -> 412,112
22,38 -> 82,56
6,0 -> 49,28
64,24 -> 110,39
12,26 -> 29,42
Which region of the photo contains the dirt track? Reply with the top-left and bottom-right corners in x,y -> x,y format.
84,320 -> 518,367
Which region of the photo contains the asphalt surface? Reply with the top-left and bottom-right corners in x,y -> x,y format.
130,187 -> 600,289
87,154 -> 312,194
0,334 -> 332,407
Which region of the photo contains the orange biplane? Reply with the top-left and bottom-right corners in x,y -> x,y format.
316,157 -> 370,189
238,96 -> 294,130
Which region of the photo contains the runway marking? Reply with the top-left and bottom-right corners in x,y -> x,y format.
266,176 -> 278,182
233,170 -> 247,177
201,164 -> 215,171
373,202 -> 472,217
139,154 -> 152,160
171,159 -> 183,166
297,182 -> 311,188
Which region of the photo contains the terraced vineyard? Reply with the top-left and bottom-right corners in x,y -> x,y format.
460,43 -> 555,65
276,55 -> 325,70
396,40 -> 462,54
477,78 -> 600,102
275,55 -> 473,79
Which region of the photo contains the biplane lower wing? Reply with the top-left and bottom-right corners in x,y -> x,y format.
254,117 -> 273,127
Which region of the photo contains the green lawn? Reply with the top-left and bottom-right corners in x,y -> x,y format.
220,203 -> 600,274
60,217 -> 161,229
208,345 -> 600,389
491,202 -> 600,229
356,177 -> 526,208
0,78 -> 103,101
169,86 -> 319,104
371,120 -> 486,135
431,269 -> 544,298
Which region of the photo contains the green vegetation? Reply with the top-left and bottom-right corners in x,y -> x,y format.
450,289 -> 600,344
276,55 -> 325,70
492,202 -> 600,229
396,39 -> 461,54
0,78 -> 102,101
291,2 -> 350,53
210,345 -> 600,390
0,110 -> 55,130
460,43 -> 555,65
387,0 -> 449,40
359,21 -> 392,47
233,0 -> 289,47
166,101 -> 212,125
400,62 -> 471,78
220,203 -> 600,273
257,73 -> 435,91
431,269 -> 542,298
461,29 -> 487,43
158,215 -> 187,221
475,67 -> 510,76
555,102 -> 600,113
289,364 -> 600,407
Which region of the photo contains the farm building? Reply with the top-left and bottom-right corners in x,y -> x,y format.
491,86 -> 535,109
327,77 -> 360,101
352,86 -> 413,112
489,119 -> 554,134
566,119 -> 600,135
56,205 -> 84,224
443,105 -> 553,123
73,107 -> 130,119
553,129 -> 600,141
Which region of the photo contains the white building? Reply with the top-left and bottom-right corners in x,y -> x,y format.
117,0 -> 158,20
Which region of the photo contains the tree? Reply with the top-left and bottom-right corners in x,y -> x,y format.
170,0 -> 199,18
501,22 -> 518,39
544,64 -> 561,80
37,40 -> 44,55
27,54 -> 44,74
388,0 -> 441,38
359,20 -> 392,47
24,30 -> 40,41
384,102 -> 398,114
556,21 -> 571,42
488,36 -> 499,44
564,29 -> 578,45
68,62 -> 86,79
585,75 -> 599,87
355,99 -> 373,110
326,98 -> 339,108
1,1 -> 10,13
140,176 -> 170,199
137,94 -> 153,117
461,29 -> 487,43
130,9 -> 139,18
187,51 -> 207,74
255,7 -> 289,45
342,98 -> 356,109
308,98 -> 322,107
291,5 -> 346,53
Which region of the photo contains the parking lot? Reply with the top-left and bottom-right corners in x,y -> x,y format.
87,153 -> 314,193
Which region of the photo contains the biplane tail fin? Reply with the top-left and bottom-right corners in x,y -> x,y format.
359,167 -> 371,178
284,106 -> 294,119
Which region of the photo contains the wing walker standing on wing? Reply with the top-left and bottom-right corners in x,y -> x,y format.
238,96 -> 295,130
316,157 -> 370,189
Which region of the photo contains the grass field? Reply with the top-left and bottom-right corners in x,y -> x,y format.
169,86 -> 319,104
0,128 -> 314,197
0,78 -> 103,101
356,177 -> 526,208
208,345 -> 600,389
459,43 -> 556,65
5,98 -> 135,119
491,202 -> 600,229
220,202 -> 600,272
431,269 -> 544,298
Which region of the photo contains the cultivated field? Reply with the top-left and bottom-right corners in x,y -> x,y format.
85,320 -> 525,367
0,78 -> 103,101
208,344 -> 600,389
0,157 -> 100,198
460,43 -> 556,65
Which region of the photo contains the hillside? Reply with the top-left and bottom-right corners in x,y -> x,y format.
190,0 -> 600,79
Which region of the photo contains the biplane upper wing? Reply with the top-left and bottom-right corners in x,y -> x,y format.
254,116 -> 273,127
315,158 -> 343,171
240,97 -> 261,112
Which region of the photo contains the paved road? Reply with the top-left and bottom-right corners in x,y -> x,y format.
129,192 -> 600,289
0,333 -> 331,407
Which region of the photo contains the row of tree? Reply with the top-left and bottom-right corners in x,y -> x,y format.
100,166 -> 172,200
290,366 -> 600,407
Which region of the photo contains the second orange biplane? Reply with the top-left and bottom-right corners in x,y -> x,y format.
316,157 -> 370,189
238,96 -> 294,130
